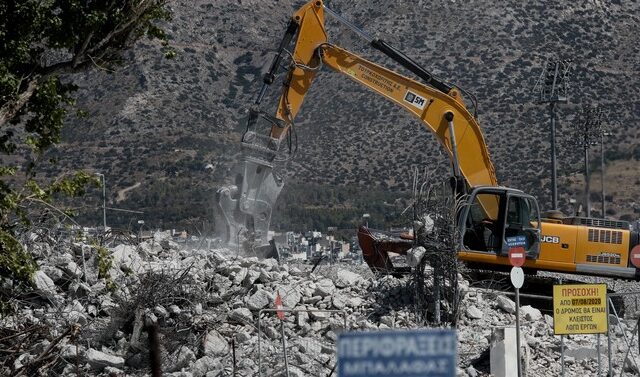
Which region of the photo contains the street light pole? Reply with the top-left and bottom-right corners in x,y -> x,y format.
534,59 -> 571,210
600,134 -> 605,218
96,173 -> 106,230
550,101 -> 559,210
584,145 -> 591,218
600,131 -> 610,218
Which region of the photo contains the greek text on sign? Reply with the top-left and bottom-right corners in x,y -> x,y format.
403,90 -> 427,110
553,284 -> 608,335
506,235 -> 528,248
337,329 -> 456,377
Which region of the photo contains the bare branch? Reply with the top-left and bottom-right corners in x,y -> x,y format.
14,324 -> 79,377
86,0 -> 161,58
0,80 -> 38,128
72,31 -> 95,68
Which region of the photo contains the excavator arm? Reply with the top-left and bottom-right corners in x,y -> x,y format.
318,43 -> 498,190
215,0 -> 640,282
215,0 -> 498,251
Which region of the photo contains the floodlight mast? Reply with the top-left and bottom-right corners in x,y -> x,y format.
534,59 -> 571,211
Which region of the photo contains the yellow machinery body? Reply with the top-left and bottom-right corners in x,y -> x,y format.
215,0 -> 640,280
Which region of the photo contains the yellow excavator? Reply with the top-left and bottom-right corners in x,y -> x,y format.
214,0 -> 640,279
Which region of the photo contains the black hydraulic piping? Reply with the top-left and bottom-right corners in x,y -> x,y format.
370,38 -> 452,94
324,5 -> 452,95
255,20 -> 300,105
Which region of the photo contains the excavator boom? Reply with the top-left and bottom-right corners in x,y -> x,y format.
213,1 -> 640,281
214,0 -> 499,249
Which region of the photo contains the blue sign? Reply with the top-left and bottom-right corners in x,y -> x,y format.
506,235 -> 527,249
337,329 -> 456,377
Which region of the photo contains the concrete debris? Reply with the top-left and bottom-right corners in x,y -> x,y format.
520,305 -> 542,322
335,269 -> 362,288
203,330 -> 229,357
466,305 -> 484,320
191,356 -> 222,377
313,278 -> 336,297
3,232 -> 640,377
496,295 -> 516,314
85,348 -> 125,371
34,270 -> 57,297
246,289 -> 271,310
165,345 -> 196,373
111,245 -> 145,274
228,307 -> 253,324
406,246 -> 426,268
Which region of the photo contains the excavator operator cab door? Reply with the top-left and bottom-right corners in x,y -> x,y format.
502,193 -> 541,260
460,188 -> 541,260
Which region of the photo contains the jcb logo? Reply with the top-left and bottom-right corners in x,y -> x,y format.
541,235 -> 560,244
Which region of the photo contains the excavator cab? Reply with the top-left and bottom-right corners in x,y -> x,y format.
460,187 -> 541,260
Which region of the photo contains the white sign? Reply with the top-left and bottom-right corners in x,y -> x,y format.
510,267 -> 524,289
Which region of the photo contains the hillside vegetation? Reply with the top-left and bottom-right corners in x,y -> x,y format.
47,0 -> 639,230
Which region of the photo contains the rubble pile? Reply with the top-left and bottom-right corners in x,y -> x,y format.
2,234 -> 640,376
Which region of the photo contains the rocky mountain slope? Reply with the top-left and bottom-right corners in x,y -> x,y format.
46,0 -> 640,230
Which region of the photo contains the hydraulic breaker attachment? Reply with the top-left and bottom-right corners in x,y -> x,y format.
214,129 -> 284,257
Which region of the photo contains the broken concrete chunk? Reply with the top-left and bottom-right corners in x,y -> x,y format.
164,345 -> 196,372
154,305 -> 169,319
67,310 -> 87,326
276,285 -> 302,308
406,247 -> 426,268
260,258 -> 279,271
60,344 -> 85,360
85,348 -> 125,371
335,269 -> 362,288
496,295 -> 516,314
246,289 -> 272,310
313,279 -> 335,297
466,305 -> 484,320
235,331 -> 252,343
204,330 -> 229,357
257,268 -> 272,283
295,338 -> 322,355
62,261 -> 82,279
332,292 -> 363,309
233,267 -> 248,284
242,269 -> 261,286
40,265 -> 64,283
111,245 -> 145,274
228,307 -> 253,324
521,305 -> 542,322
34,270 -> 57,297
192,356 -> 223,377
103,366 -> 126,376
303,296 -> 322,304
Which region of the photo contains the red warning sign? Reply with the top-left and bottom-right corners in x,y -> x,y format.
509,247 -> 526,267
275,292 -> 285,320
630,245 -> 640,268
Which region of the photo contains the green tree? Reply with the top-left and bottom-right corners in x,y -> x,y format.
0,1 -> 172,287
